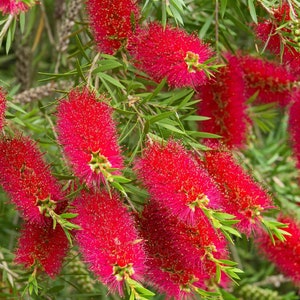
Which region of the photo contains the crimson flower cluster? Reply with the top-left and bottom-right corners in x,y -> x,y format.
0,135 -> 69,277
15,219 -> 69,278
0,88 -> 6,131
288,90 -> 300,169
238,54 -> 297,106
254,3 -> 300,77
86,0 -> 213,89
1,1 -> 300,297
134,139 -> 274,297
127,22 -> 213,89
56,87 -> 146,294
139,202 -> 228,299
202,146 -> 273,236
56,88 -> 124,188
0,0 -> 30,15
86,0 -> 140,54
254,3 -> 300,177
197,54 -> 249,148
135,139 -> 222,225
256,215 -> 300,286
73,190 -> 146,295
0,136 -> 66,223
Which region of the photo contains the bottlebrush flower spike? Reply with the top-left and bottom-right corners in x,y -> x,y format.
254,4 -> 300,77
197,54 -> 250,149
0,136 -> 66,224
73,189 -> 146,296
15,220 -> 69,277
86,0 -> 140,54
288,90 -> 300,169
136,139 -> 226,225
127,22 -> 213,89
256,215 -> 300,286
0,87 -> 6,131
56,88 -> 123,188
135,139 -> 223,225
139,202 -> 228,299
203,146 -> 273,236
0,0 -> 34,15
238,54 -> 297,106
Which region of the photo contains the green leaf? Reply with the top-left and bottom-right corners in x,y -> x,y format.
247,0 -> 257,24
75,58 -> 87,82
199,14 -> 214,39
194,287 -> 220,298
22,270 -> 41,296
75,35 -> 91,63
112,175 -> 132,183
161,0 -> 167,28
246,90 -> 259,104
126,278 -> 155,299
46,285 -> 65,294
220,0 -> 228,18
261,217 -> 291,244
6,18 -> 16,54
93,60 -> 123,73
98,72 -> 125,89
218,259 -> 238,266
183,115 -> 210,121
148,111 -> 175,124
215,264 -> 221,283
19,12 -> 26,33
168,0 -> 185,25
214,212 -> 238,220
219,288 -> 239,300
111,181 -> 126,194
157,122 -> 186,135
59,213 -> 78,219
221,225 -> 242,237
186,130 -> 221,139
139,78 -> 167,106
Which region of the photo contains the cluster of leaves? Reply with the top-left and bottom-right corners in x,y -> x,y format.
0,0 -> 300,299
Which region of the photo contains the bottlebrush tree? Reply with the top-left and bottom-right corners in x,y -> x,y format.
0,0 -> 300,299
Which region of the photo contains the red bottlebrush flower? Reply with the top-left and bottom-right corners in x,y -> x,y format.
197,54 -> 250,149
15,220 -> 69,277
288,90 -> 300,169
255,21 -> 281,55
73,189 -> 146,296
0,136 -> 66,224
0,0 -> 33,15
203,147 -> 273,236
256,215 -> 300,286
0,88 -> 6,131
271,2 -> 292,23
255,21 -> 300,75
238,55 -> 297,106
127,23 -> 213,89
139,202 -> 228,299
135,139 -> 222,225
56,88 -> 123,188
254,4 -> 300,77
86,0 -> 140,54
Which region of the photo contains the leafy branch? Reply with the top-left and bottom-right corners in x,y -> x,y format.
202,208 -> 242,244
261,217 -> 291,244
125,277 -> 155,300
22,267 -> 40,297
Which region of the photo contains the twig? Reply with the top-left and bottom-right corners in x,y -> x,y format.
253,274 -> 290,287
40,0 -> 55,45
215,0 -> 219,54
87,52 -> 100,86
